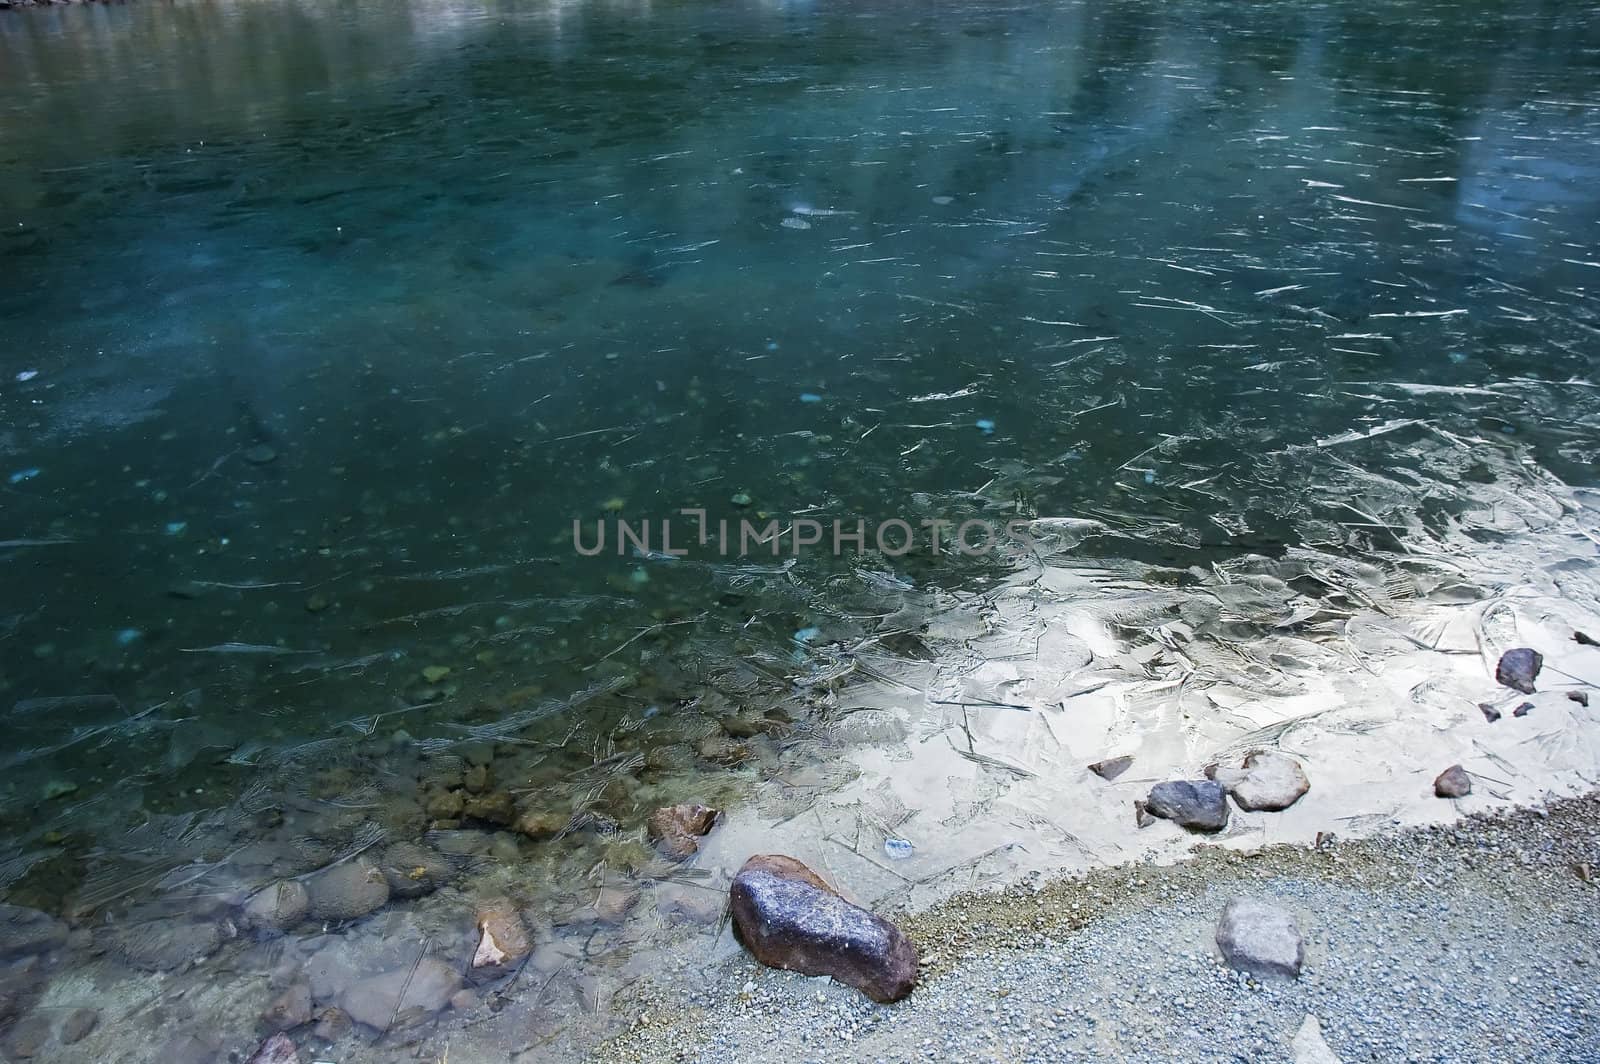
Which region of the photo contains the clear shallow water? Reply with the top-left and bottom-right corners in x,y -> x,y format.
2,0 -> 1600,1059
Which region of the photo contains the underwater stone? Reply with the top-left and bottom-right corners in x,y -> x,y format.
462,791 -> 515,825
338,957 -> 462,1032
262,982 -> 312,1031
0,903 -> 67,959
730,854 -> 918,1003
59,1007 -> 98,1045
469,898 -> 531,983
1209,751 -> 1309,812
306,859 -> 390,921
242,880 -> 310,935
1495,648 -> 1543,694
245,1032 -> 300,1064
378,843 -> 452,900
4,1014 -> 51,1059
110,918 -> 222,972
646,803 -> 719,860
1145,780 -> 1230,832
512,809 -> 569,839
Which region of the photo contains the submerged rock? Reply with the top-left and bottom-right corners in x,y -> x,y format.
1144,780 -> 1230,832
378,843 -> 453,900
729,854 -> 917,1003
1215,898 -> 1304,979
1088,755 -> 1133,781
1435,765 -> 1472,798
246,1032 -> 300,1064
470,898 -> 531,983
646,803 -> 720,859
0,903 -> 67,959
338,956 -> 462,1032
1209,751 -> 1309,812
312,1007 -> 351,1042
306,859 -> 390,921
262,982 -> 312,1032
110,918 -> 222,972
4,1013 -> 51,1058
1495,648 -> 1543,694
242,880 -> 310,935
59,1007 -> 98,1045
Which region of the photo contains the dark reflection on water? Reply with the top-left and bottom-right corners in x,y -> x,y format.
1,0 -> 1599,1058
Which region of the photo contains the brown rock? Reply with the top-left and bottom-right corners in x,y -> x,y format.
462,791 -> 515,826
512,810 -> 570,839
696,735 -> 750,764
729,854 -> 917,1003
262,982 -> 312,1031
646,803 -> 720,859
462,763 -> 492,795
469,898 -> 531,983
1434,765 -> 1472,798
312,1007 -> 351,1042
424,790 -> 465,820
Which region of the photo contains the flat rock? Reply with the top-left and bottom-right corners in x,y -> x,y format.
4,1013 -> 51,1058
0,903 -> 67,959
1215,897 -> 1304,979
111,918 -> 222,972
242,880 -> 310,935
1210,751 -> 1309,811
337,956 -> 462,1032
1145,780 -> 1229,832
59,1006 -> 99,1045
1293,1014 -> 1343,1064
246,1033 -> 300,1064
1435,764 -> 1472,798
1496,647 -> 1543,694
1088,755 -> 1133,781
469,898 -> 531,983
262,982 -> 313,1031
306,859 -> 390,921
646,803 -> 720,859
729,854 -> 917,1003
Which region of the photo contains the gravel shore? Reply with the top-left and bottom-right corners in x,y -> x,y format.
595,796 -> 1600,1063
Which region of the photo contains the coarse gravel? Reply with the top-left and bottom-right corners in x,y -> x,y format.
594,796 -> 1600,1064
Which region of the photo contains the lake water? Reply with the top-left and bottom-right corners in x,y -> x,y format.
3,0 -> 1600,1060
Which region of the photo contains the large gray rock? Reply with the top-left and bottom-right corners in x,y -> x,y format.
377,843 -> 453,900
1495,648 -> 1543,694
1215,898 -> 1304,979
306,859 -> 390,921
729,854 -> 917,1003
1210,751 -> 1309,812
0,903 -> 67,959
110,918 -> 222,972
1145,780 -> 1230,832
337,956 -> 462,1031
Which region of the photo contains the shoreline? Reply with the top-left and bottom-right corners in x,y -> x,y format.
596,794 -> 1600,1063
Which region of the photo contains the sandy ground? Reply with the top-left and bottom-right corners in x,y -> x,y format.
593,795 -> 1600,1064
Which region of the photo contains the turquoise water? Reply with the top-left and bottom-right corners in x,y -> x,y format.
2,0 -> 1600,1058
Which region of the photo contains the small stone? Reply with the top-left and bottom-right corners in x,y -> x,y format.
305,859 -> 390,921
449,988 -> 480,1012
729,854 -> 917,1003
1215,898 -> 1304,979
1434,765 -> 1472,798
246,1032 -> 300,1064
1495,648 -> 1543,694
59,1007 -> 98,1045
1133,799 -> 1156,829
462,763 -> 491,794
243,444 -> 279,465
421,665 -> 452,683
42,779 -> 78,800
1479,703 -> 1502,723
378,843 -> 452,900
262,982 -> 312,1031
242,880 -> 310,935
1569,691 -> 1590,707
1575,630 -> 1599,647
425,789 -> 465,820
1513,701 -> 1534,718
646,803 -> 720,859
1088,755 -> 1133,781
462,791 -> 515,826
470,898 -> 531,983
312,1007 -> 351,1041
1144,780 -> 1229,832
304,593 -> 330,614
